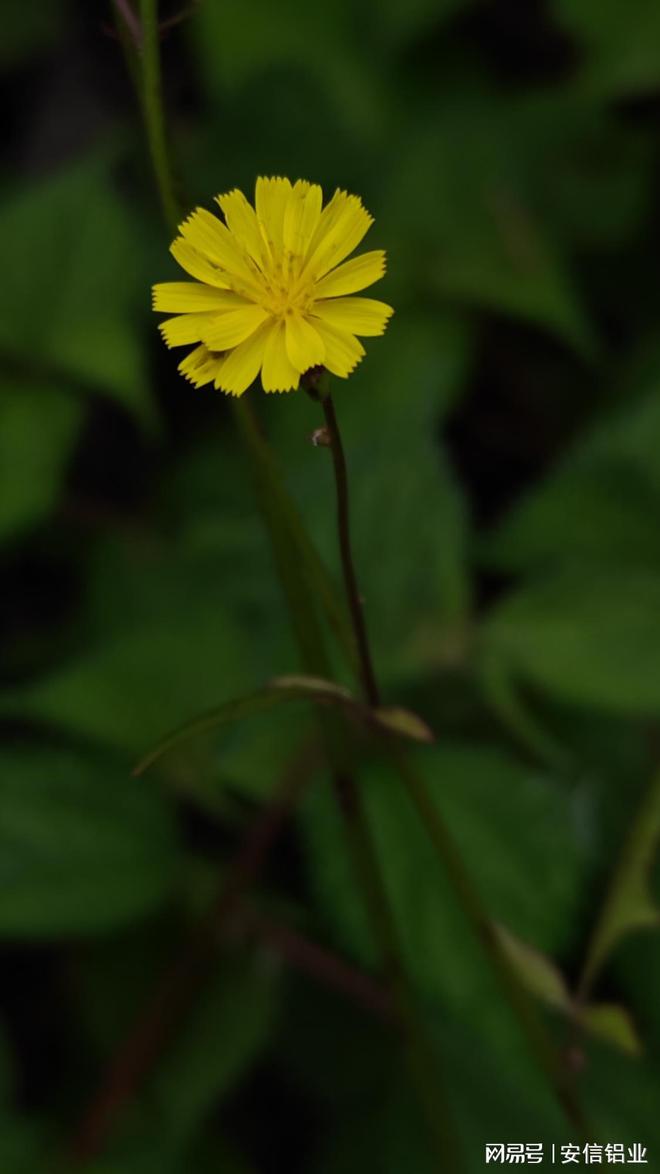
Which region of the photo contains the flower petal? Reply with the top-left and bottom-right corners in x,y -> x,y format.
216,189 -> 266,267
261,320 -> 300,392
303,191 -> 373,280
311,319 -> 365,378
312,296 -> 393,337
153,283 -> 249,313
313,250 -> 386,298
160,313 -> 219,348
255,176 -> 292,259
201,304 -> 270,350
178,344 -> 225,388
216,321 -> 272,396
179,208 -> 263,297
283,180 -> 323,260
170,238 -> 231,288
285,313 -> 325,372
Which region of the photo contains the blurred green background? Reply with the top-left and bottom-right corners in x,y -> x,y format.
3,0 -> 660,1169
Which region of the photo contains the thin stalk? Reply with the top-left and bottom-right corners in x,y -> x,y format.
138,0 -> 180,230
321,394 -> 380,707
318,388 -> 590,1139
238,396 -> 461,1168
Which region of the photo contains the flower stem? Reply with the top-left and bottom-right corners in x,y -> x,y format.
320,394 -> 380,708
138,0 -> 180,231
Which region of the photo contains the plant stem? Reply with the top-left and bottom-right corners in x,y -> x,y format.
318,387 -> 590,1139
138,0 -> 180,230
321,394 -> 380,707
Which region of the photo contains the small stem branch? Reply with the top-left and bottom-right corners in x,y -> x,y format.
68,743 -> 315,1165
138,0 -> 180,230
321,394 -> 380,708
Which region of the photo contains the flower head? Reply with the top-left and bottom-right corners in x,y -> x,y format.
152,177 -> 393,396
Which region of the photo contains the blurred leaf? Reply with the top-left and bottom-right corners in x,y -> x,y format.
0,156 -> 153,424
581,1004 -> 641,1057
483,376 -> 660,572
0,744 -> 179,935
0,0 -> 68,67
495,925 -> 570,1012
496,926 -> 642,1056
0,383 -> 82,542
385,103 -> 596,356
483,566 -> 660,713
578,767 -> 660,992
554,0 -> 660,98
146,954 -> 278,1149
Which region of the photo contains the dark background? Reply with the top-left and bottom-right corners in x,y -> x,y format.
2,0 -> 660,1169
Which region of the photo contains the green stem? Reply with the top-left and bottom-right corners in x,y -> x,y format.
138,0 -> 180,231
319,389 -> 590,1138
392,745 -> 590,1138
238,396 -> 461,1168
321,394 -> 380,707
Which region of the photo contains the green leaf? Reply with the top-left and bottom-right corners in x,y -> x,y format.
0,0 -> 68,67
0,155 -> 153,424
0,744 -> 179,935
385,103 -> 596,356
0,383 -> 82,542
579,767 -> 660,991
483,566 -> 660,713
581,1004 -> 642,1057
148,955 -> 278,1148
555,0 -> 660,99
483,375 -> 660,572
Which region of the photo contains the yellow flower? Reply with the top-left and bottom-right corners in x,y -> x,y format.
152,177 -> 393,396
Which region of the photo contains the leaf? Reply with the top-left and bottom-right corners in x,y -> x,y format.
483,375 -> 660,572
579,767 -> 660,991
134,674 -> 433,776
483,566 -> 660,713
581,1004 -> 642,1057
494,925 -> 571,1012
555,0 -> 660,99
0,155 -> 153,424
0,383 -> 82,542
0,744 -> 179,935
149,956 -> 278,1147
385,103 -> 596,356
495,925 -> 642,1057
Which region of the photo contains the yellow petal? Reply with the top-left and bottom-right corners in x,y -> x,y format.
160,313 -> 219,348
311,319 -> 365,378
216,321 -> 271,396
261,320 -> 300,392
178,344 -> 225,388
170,238 -> 231,288
179,208 -> 262,297
152,283 -> 248,313
255,176 -> 292,259
312,296 -> 393,336
285,313 -> 325,372
313,250 -> 386,298
215,189 -> 265,267
201,304 -> 270,350
283,180 -> 323,260
304,192 -> 373,281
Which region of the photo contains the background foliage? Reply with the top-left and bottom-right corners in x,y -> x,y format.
2,0 -> 660,1168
